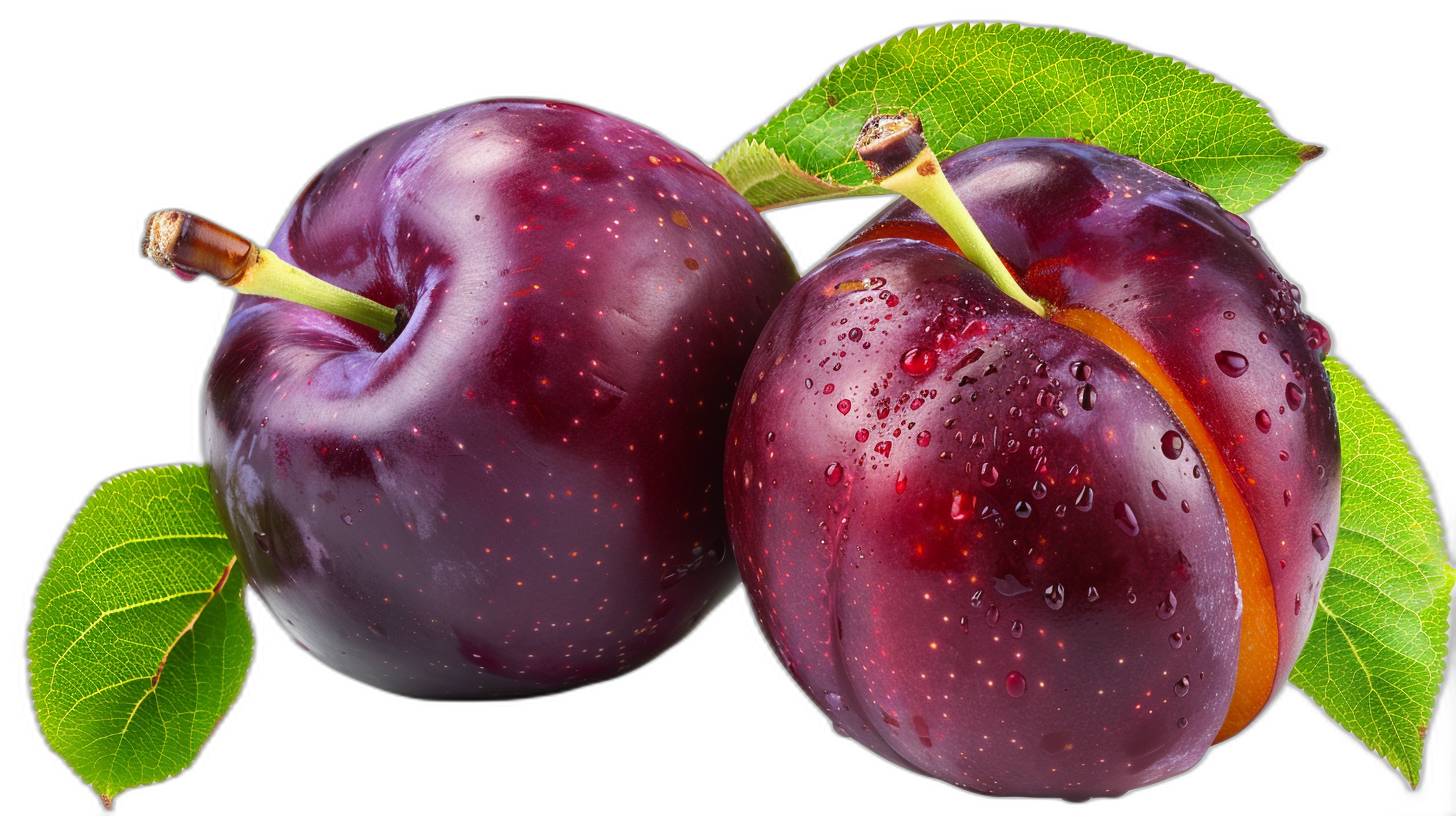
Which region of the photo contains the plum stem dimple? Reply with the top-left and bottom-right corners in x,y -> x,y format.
854,114 -> 1046,317
141,209 -> 399,335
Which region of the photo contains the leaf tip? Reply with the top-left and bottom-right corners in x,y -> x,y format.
1298,144 -> 1325,162
99,791 -> 114,809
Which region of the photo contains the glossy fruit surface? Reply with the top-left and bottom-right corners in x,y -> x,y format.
724,138 -> 1337,797
206,99 -> 797,698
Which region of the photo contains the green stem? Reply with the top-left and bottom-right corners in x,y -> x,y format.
142,209 -> 398,335
855,115 -> 1045,316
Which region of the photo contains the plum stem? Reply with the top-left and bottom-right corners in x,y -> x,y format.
855,114 -> 1046,316
141,210 -> 399,335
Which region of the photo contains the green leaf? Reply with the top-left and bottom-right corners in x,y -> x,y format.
716,23 -> 1319,213
1291,359 -> 1452,787
28,465 -> 253,807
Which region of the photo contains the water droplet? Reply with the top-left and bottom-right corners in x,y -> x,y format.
253,531 -> 271,553
917,430 -> 932,447
1127,588 -> 1138,604
1255,410 -> 1272,433
1192,465 -> 1201,479
1306,318 -> 1332,358
1044,583 -> 1066,610
1087,586 -> 1100,603
260,417 -> 269,428
823,383 -> 835,395
950,490 -> 970,521
900,347 -> 938,377
1259,331 -> 1270,344
848,328 -> 862,342
837,399 -> 852,415
1151,480 -> 1168,500
1076,383 -> 1097,410
1174,675 -> 1191,697
895,472 -> 907,494
766,431 -> 776,443
970,589 -> 984,608
1169,628 -> 1185,649
1311,524 -> 1330,559
1224,211 -> 1252,234
855,428 -> 869,442
825,462 -> 844,485
805,378 -> 814,390
874,440 -> 892,457
1157,590 -> 1178,620
825,691 -> 843,709
1014,500 -> 1032,518
1180,500 -> 1191,514
1161,430 -> 1184,460
1286,382 -> 1305,411
1279,449 -> 1290,461
985,603 -> 1000,626
1295,592 -> 1303,615
1177,717 -> 1188,729
1006,670 -> 1027,697
959,614 -> 970,634
1223,310 -> 1236,320
1070,361 -> 1091,381
1010,619 -> 1024,638
1114,500 -> 1140,535
1215,350 -> 1249,378
342,513 -> 354,525
980,462 -> 999,487
1074,485 -> 1094,512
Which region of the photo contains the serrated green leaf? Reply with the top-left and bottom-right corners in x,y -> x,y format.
717,23 -> 1318,212
28,465 -> 253,807
1290,359 -> 1452,787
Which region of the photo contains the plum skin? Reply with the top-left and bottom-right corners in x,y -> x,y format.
724,138 -> 1336,797
205,100 -> 797,699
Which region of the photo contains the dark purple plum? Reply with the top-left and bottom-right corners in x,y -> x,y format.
205,99 -> 796,698
725,138 -> 1337,797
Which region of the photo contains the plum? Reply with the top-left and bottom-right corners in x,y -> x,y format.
191,99 -> 797,698
724,136 -> 1336,796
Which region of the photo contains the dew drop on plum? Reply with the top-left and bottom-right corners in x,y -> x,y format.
1286,382 -> 1305,411
1069,360 -> 1090,381
1306,318 -> 1332,358
855,428 -> 869,442
825,691 -> 843,709
895,471 -> 907,494
1074,485 -> 1094,512
848,327 -> 862,342
917,430 -> 932,447
900,347 -> 938,377
1113,502 -> 1140,536
1223,310 -> 1236,320
1044,583 -> 1065,610
823,383 -> 835,395
1031,480 -> 1048,499
1151,480 -> 1168,500
1160,430 -> 1184,460
1156,590 -> 1178,620
1178,717 -> 1189,729
980,463 -> 999,487
1086,586 -> 1100,603
341,513 -> 354,525
1006,670 -> 1027,697
986,604 -> 1000,626
1077,383 -> 1097,410
1015,500 -> 1032,518
1169,629 -> 1185,649
1255,410 -> 1272,433
970,589 -> 984,608
254,531 -> 271,554
1127,588 -> 1138,604
1174,675 -> 1191,697
959,614 -> 970,634
1311,523 -> 1330,559
1010,619 -> 1024,638
874,440 -> 892,457
805,378 -> 814,390
825,462 -> 844,486
1215,350 -> 1249,378
950,490 -> 970,521
837,399 -> 852,415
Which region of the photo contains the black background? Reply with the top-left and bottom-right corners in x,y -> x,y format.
17,9 -> 1450,810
